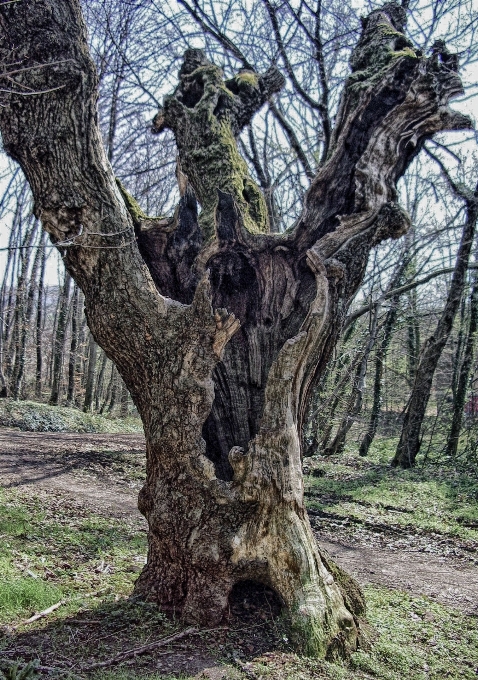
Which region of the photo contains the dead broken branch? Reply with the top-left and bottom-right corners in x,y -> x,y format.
15,601 -> 65,628
79,627 -> 197,671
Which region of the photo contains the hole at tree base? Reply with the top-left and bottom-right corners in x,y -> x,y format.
223,582 -> 291,660
228,580 -> 283,623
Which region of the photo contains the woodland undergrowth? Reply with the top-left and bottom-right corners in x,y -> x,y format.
0,426 -> 477,680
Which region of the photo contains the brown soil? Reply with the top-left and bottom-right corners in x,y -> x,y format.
1,428 -> 478,679
0,429 -> 144,517
1,428 -> 477,617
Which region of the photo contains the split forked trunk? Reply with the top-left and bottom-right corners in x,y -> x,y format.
0,0 -> 471,656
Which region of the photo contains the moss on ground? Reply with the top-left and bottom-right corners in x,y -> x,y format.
304,438 -> 478,543
0,486 -> 146,625
1,436 -> 477,679
0,399 -> 143,434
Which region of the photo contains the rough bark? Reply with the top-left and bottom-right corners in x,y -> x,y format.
0,0 -> 471,657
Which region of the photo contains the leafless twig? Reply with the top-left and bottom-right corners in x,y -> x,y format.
14,601 -> 65,628
79,627 -> 197,671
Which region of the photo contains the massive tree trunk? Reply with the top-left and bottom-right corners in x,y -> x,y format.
0,0 -> 470,657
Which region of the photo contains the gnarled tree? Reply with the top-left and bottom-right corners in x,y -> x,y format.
0,0 -> 471,657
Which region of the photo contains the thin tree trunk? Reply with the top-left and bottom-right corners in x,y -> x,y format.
11,225 -> 43,399
49,271 -> 72,405
34,238 -> 47,399
0,219 -> 19,397
120,380 -> 129,417
74,311 -> 88,405
358,253 -> 413,456
359,295 -> 400,456
107,366 -> 119,414
405,288 -> 420,385
3,197 -> 24,360
323,303 -> 381,457
393,183 -> 478,468
48,295 -> 59,389
83,333 -> 97,412
94,349 -> 108,412
445,265 -> 478,457
314,352 -> 360,452
9,220 -> 37,398
100,361 -> 114,414
66,284 -> 80,405
450,296 -> 466,400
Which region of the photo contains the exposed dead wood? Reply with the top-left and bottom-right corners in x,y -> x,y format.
0,0 -> 471,658
79,627 -> 197,671
15,601 -> 65,628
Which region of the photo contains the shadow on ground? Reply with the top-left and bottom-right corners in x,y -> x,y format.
0,584 -> 289,679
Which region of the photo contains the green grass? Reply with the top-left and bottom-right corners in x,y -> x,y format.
304,437 -> 478,542
93,674 -> 198,680
0,399 -> 143,434
1,437 -> 477,679
306,586 -> 478,680
0,578 -> 62,621
0,486 -> 147,624
349,586 -> 478,679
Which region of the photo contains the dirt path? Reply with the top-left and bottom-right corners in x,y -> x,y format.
1,428 -> 477,616
0,429 -> 143,517
319,537 -> 477,614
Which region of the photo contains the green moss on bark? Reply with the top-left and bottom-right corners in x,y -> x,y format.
179,113 -> 268,238
321,554 -> 366,618
115,178 -> 148,224
158,52 -> 270,239
235,72 -> 259,88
